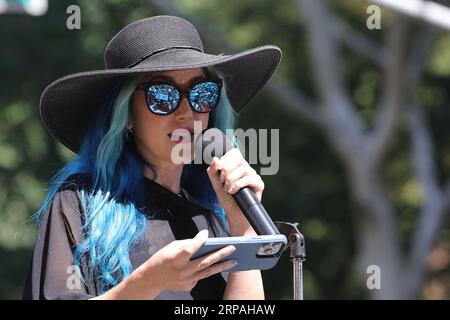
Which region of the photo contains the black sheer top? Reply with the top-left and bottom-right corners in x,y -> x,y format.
22,175 -> 230,300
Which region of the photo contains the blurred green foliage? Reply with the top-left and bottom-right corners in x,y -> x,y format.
0,0 -> 449,299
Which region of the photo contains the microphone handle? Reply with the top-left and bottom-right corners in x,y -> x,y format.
233,187 -> 280,235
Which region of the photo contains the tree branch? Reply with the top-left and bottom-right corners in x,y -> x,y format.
268,75 -> 325,126
368,14 -> 411,167
403,104 -> 447,297
405,25 -> 433,93
330,18 -> 388,67
296,0 -> 349,105
296,0 -> 366,161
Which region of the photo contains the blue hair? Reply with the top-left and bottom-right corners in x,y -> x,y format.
31,68 -> 237,294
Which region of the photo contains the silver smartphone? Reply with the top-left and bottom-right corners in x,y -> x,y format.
190,234 -> 287,272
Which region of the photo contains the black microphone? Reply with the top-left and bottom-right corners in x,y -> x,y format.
194,128 -> 280,235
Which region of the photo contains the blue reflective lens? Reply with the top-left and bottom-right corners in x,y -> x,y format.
189,82 -> 220,112
147,84 -> 180,114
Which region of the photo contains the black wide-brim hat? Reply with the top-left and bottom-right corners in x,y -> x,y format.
40,15 -> 282,154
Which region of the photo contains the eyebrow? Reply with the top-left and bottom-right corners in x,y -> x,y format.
148,74 -> 207,85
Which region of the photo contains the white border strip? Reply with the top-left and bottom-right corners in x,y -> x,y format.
369,0 -> 450,30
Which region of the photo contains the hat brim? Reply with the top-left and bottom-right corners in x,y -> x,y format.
40,45 -> 281,154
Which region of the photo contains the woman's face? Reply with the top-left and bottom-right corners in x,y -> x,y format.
130,68 -> 210,169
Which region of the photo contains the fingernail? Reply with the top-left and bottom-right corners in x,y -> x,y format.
231,260 -> 238,266
219,174 -> 225,183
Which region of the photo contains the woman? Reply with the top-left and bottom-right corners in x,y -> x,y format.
23,15 -> 281,300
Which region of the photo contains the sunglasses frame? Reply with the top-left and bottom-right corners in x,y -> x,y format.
136,78 -> 223,115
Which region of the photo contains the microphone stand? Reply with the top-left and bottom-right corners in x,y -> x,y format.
275,221 -> 306,300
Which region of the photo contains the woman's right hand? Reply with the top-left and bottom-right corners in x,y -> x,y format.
133,229 -> 237,294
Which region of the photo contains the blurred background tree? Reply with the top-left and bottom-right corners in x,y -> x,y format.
0,0 -> 449,299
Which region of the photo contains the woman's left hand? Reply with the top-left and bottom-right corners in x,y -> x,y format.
206,148 -> 264,236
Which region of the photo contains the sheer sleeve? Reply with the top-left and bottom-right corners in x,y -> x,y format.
22,188 -> 97,300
